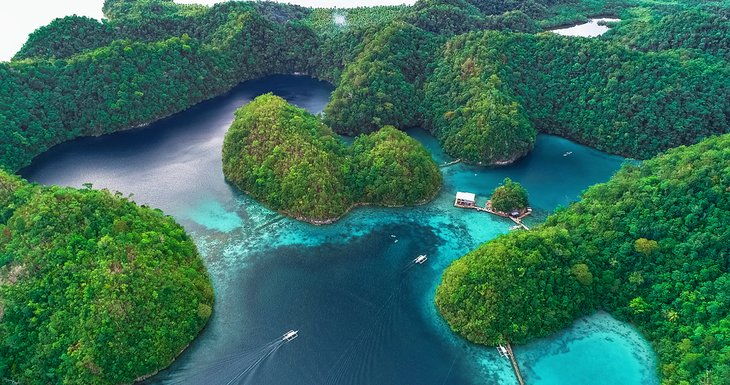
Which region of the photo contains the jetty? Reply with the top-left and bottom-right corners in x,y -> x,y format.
454,192 -> 531,230
505,343 -> 526,385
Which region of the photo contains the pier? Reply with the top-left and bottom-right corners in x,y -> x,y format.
506,343 -> 526,385
454,192 -> 531,230
476,205 -> 531,230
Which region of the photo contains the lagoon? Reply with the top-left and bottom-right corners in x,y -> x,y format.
21,75 -> 657,385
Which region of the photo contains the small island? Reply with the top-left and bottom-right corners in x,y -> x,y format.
488,177 -> 529,215
222,94 -> 442,224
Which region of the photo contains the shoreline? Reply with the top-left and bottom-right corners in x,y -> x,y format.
238,182 -> 444,226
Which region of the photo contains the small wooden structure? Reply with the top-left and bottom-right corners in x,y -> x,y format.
453,193 -> 532,230
506,343 -> 526,385
454,192 -> 476,208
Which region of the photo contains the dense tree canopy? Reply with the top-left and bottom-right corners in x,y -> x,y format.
605,9 -> 730,60
349,125 -> 443,206
425,31 -> 729,162
223,94 -> 441,223
3,0 -> 728,172
0,171 -> 214,384
490,177 -> 529,212
436,133 -> 730,385
2,0 -> 730,384
323,22 -> 441,135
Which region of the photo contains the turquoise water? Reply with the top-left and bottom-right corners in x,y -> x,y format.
516,313 -> 658,385
20,75 -> 658,385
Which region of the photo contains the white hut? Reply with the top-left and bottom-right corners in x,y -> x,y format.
454,192 -> 476,208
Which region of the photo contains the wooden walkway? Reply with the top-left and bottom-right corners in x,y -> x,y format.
472,206 -> 531,230
509,217 -> 530,231
506,343 -> 526,385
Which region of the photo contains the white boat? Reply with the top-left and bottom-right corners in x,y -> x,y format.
414,255 -> 428,264
497,345 -> 509,358
563,151 -> 573,156
282,330 -> 299,342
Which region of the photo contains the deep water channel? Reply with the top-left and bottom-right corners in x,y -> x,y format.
21,75 -> 658,385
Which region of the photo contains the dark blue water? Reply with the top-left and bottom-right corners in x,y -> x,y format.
20,75 -> 658,385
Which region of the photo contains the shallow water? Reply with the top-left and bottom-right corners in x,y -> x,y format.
21,75 -> 657,385
550,18 -> 621,37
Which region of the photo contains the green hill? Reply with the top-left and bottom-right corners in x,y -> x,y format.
223,94 -> 441,223
0,172 -> 213,384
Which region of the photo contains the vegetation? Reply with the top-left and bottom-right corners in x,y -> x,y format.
3,0 -> 728,172
349,125 -> 443,206
323,21 -> 441,135
436,133 -> 730,384
3,0 -> 730,384
425,31 -> 729,162
0,171 -> 214,384
222,94 -> 441,223
605,9 -> 730,60
490,178 -> 529,213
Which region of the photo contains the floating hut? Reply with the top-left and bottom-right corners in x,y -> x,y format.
454,192 -> 476,208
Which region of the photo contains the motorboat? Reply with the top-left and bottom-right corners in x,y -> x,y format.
282,330 -> 299,342
413,255 -> 428,264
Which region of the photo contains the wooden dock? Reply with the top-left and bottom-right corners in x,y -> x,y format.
506,343 -> 526,385
471,205 -> 531,230
509,217 -> 530,231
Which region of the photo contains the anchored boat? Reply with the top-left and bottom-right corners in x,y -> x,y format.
497,345 -> 509,358
282,330 -> 299,342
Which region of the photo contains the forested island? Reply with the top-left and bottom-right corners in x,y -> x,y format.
436,133 -> 730,384
0,172 -> 213,384
222,94 -> 441,223
0,0 -> 729,383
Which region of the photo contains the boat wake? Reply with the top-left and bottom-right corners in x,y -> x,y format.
165,331 -> 298,385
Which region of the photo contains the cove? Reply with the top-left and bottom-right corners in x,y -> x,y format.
20,75 -> 657,385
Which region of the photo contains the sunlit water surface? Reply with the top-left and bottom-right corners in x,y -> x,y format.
550,18 -> 621,37
21,75 -> 657,385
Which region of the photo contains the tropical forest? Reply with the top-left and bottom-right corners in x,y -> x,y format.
0,0 -> 728,384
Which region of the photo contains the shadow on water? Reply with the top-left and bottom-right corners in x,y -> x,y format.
20,75 -> 657,385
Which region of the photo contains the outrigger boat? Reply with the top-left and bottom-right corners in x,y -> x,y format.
413,255 -> 428,264
282,330 -> 299,342
497,345 -> 509,358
